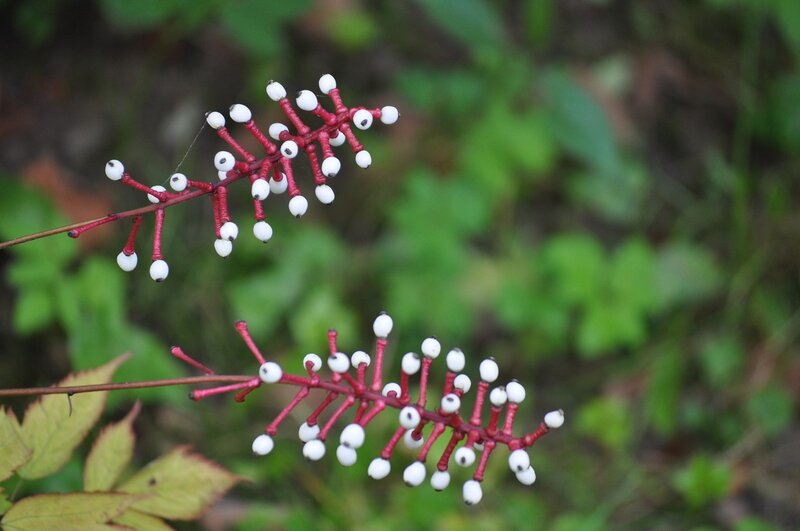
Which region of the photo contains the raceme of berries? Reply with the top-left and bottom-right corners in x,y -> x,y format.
172,312 -> 565,505
69,74 -> 399,282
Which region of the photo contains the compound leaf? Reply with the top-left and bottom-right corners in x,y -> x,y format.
84,402 -> 141,492
2,492 -> 137,530
17,354 -> 129,479
118,446 -> 241,520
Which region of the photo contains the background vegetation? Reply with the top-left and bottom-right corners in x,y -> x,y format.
1,0 -> 798,529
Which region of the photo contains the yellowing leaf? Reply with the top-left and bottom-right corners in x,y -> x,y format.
118,446 -> 241,520
84,401 -> 141,492
0,408 -> 31,481
17,354 -> 129,479
1,492 -> 137,529
114,509 -> 174,530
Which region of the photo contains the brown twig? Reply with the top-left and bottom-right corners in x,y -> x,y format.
0,375 -> 253,398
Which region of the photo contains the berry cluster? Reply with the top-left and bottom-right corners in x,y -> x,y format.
173,313 -> 564,505
70,75 -> 398,282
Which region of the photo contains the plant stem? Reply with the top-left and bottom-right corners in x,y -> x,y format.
0,375 -> 253,398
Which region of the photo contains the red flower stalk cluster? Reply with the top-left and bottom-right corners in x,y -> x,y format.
69,75 -> 398,282
173,313 -> 565,505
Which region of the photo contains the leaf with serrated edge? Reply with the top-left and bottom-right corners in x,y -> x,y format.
118,446 -> 241,520
17,353 -> 129,479
114,509 -> 174,530
0,407 -> 31,481
84,401 -> 141,491
2,492 -> 138,529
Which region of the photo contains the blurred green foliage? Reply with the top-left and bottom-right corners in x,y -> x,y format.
2,0 -> 799,528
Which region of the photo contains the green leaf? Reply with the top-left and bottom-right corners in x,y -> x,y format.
698,335 -> 744,388
645,348 -> 683,436
17,354 -> 128,479
577,299 -> 645,356
219,0 -> 311,57
575,396 -> 632,451
415,0 -> 506,52
745,385 -> 793,438
114,509 -> 174,530
290,288 -> 358,354
0,487 -> 11,515
2,492 -> 138,529
610,237 -> 658,312
654,241 -> 723,308
541,69 -> 620,173
673,455 -> 731,507
539,233 -> 606,306
0,408 -> 30,481
100,0 -> 186,28
568,161 -> 649,223
84,402 -> 141,492
12,285 -> 56,334
118,446 -> 241,520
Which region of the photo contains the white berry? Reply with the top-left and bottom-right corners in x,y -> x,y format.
149,259 -> 169,282
401,352 -> 421,375
253,221 -> 273,243
353,109 -> 373,130
296,90 -> 318,111
399,406 -> 421,429
340,423 -> 365,449
380,105 -> 399,125
440,394 -> 461,415
302,439 -> 325,461
116,251 -> 137,272
214,238 -> 233,258
169,172 -> 188,192
431,470 -> 450,491
205,111 -> 225,129
217,170 -> 229,181
266,81 -> 286,101
229,103 -> 252,123
508,449 -> 530,472
453,374 -> 472,393
315,184 -> 335,205
252,434 -> 274,455
350,350 -> 370,368
463,480 -> 483,505
382,382 -> 401,397
421,337 -> 441,359
403,429 -> 424,449
269,175 -> 288,194
288,195 -> 308,218
258,361 -> 282,383
544,409 -> 565,429
479,358 -> 499,382
327,352 -> 350,374
268,122 -> 288,141
372,312 -> 393,338
251,178 -> 270,200
403,461 -> 426,487
321,156 -> 341,178
368,457 -> 391,480
318,74 -> 336,94
280,140 -> 299,158
336,444 -> 357,466
516,465 -> 536,485
214,150 -> 235,172
220,221 -> 239,241
105,159 -> 124,180
446,348 -> 465,372
489,386 -> 507,407
329,130 -> 346,146
355,150 -> 372,168
147,185 -> 166,204
454,447 -> 475,467
298,422 -> 320,443
303,353 -> 322,372
506,380 -> 526,403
